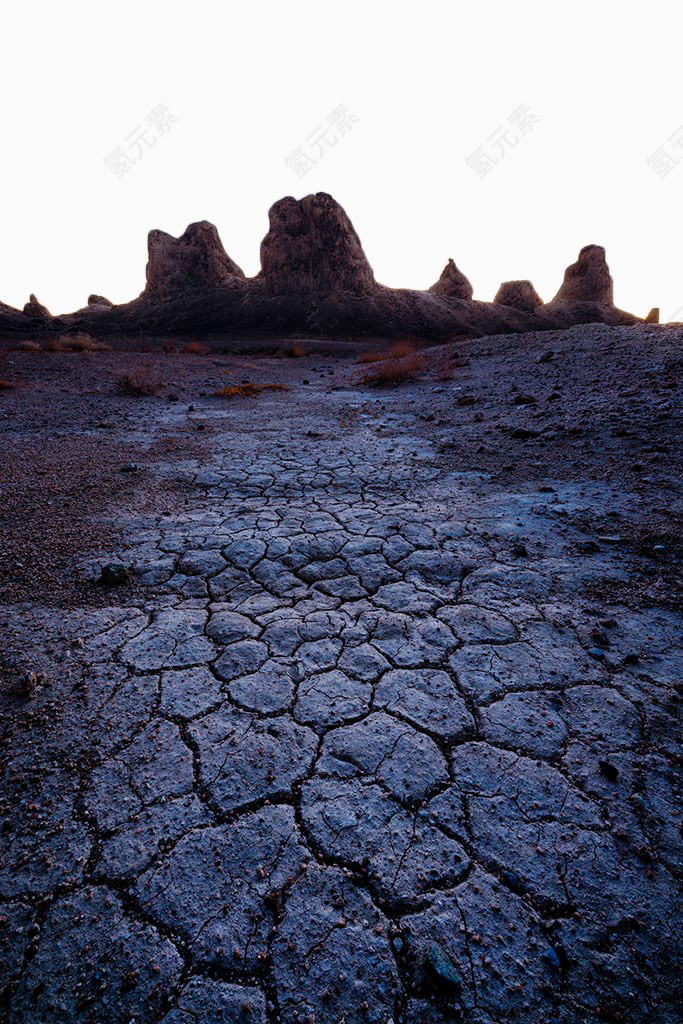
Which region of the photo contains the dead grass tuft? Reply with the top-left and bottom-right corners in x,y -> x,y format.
214,381 -> 288,398
183,341 -> 207,355
42,334 -> 110,353
114,371 -> 162,396
355,350 -> 427,387
356,349 -> 386,364
357,341 -> 418,365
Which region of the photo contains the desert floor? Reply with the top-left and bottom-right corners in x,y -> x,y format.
0,324 -> 681,1023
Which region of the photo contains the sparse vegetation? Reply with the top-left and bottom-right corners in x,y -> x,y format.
214,381 -> 288,398
285,342 -> 305,358
0,380 -> 13,390
18,340 -> 40,352
357,341 -> 420,365
355,343 -> 427,387
183,341 -> 207,355
356,349 -> 386,364
41,334 -> 110,353
114,371 -> 162,396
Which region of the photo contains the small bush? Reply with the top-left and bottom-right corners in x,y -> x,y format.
387,341 -> 417,360
42,337 -> 69,352
18,340 -> 41,352
183,341 -> 207,355
42,334 -> 110,353
285,342 -> 305,358
0,380 -> 13,390
214,381 -> 288,398
356,351 -> 427,387
356,349 -> 386,364
114,371 -> 162,396
162,342 -> 176,354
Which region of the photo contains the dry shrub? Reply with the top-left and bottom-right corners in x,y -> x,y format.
183,341 -> 207,355
162,342 -> 176,355
41,337 -> 69,352
356,349 -> 386,364
357,341 -> 417,364
285,342 -> 305,358
0,380 -> 13,390
387,341 -> 417,359
42,334 -> 110,353
356,351 -> 427,387
18,340 -> 41,352
215,381 -> 288,398
114,371 -> 162,396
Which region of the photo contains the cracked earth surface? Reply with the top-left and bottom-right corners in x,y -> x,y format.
0,335 -> 681,1023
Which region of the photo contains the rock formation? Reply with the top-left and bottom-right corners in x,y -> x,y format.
258,193 -> 375,294
0,195 -> 646,342
645,307 -> 659,324
142,221 -> 245,302
429,259 -> 473,301
494,280 -> 543,312
22,294 -> 51,319
549,244 -> 613,305
543,244 -> 637,327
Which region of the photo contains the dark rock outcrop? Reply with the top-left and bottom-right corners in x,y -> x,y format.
142,221 -> 245,302
429,259 -> 473,301
88,294 -> 114,308
23,294 -> 51,319
494,280 -> 543,312
258,193 -> 375,294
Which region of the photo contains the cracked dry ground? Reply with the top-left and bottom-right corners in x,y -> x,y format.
1,341 -> 681,1024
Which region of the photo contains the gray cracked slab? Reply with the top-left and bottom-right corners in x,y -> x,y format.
136,805 -> 309,969
272,863 -> 400,1023
9,887 -> 182,1023
189,704 -> 317,812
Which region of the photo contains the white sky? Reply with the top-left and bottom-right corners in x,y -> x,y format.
1,0 -> 682,319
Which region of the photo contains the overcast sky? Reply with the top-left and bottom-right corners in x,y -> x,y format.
2,0 -> 682,319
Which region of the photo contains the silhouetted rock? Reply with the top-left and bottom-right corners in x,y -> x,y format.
550,245 -> 613,305
429,259 -> 473,301
258,193 -> 375,294
0,198 -> 646,343
645,307 -> 659,324
23,294 -> 51,319
143,221 -> 245,302
494,280 -> 543,312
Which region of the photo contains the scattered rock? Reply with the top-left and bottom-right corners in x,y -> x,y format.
427,942 -> 463,993
99,563 -> 129,586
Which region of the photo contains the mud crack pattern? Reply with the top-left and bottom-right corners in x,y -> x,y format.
0,386 -> 681,1024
